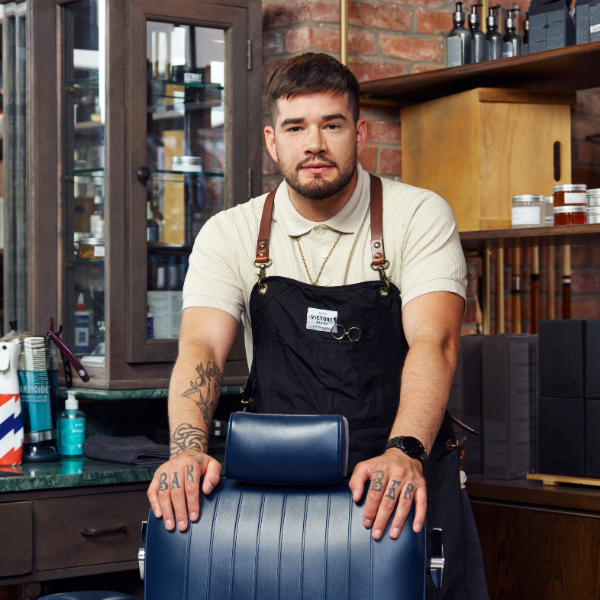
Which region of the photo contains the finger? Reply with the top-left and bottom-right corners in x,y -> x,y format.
348,461 -> 371,503
202,457 -> 222,495
147,476 -> 162,518
413,484 -> 427,534
156,470 -> 175,530
169,464 -> 188,531
389,480 -> 416,539
371,476 -> 403,541
362,467 -> 389,529
184,462 -> 201,522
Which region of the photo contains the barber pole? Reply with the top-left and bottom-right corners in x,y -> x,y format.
0,342 -> 23,465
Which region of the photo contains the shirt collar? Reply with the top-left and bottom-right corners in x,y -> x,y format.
273,163 -> 370,237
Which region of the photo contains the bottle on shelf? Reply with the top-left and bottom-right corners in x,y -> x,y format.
523,12 -> 530,53
447,2 -> 473,67
485,6 -> 503,60
502,8 -> 523,57
74,293 -> 90,355
90,190 -> 105,239
58,390 -> 86,458
469,4 -> 486,63
147,305 -> 154,340
147,201 -> 159,242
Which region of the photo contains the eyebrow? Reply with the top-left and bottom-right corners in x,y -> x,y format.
280,113 -> 348,128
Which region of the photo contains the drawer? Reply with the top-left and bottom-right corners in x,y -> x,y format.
0,501 -> 33,577
36,491 -> 149,571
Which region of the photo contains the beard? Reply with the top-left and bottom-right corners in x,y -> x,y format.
279,148 -> 357,201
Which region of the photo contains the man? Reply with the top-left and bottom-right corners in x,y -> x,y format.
148,53 -> 475,598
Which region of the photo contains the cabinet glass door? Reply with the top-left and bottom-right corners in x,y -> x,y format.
145,23 -> 225,341
63,0 -> 106,369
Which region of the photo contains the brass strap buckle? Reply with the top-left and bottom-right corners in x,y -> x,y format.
371,259 -> 391,298
254,258 -> 273,295
446,436 -> 467,461
241,397 -> 255,412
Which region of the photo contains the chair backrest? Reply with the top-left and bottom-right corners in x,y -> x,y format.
142,414 -> 427,600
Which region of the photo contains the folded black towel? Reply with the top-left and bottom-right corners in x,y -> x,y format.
83,435 -> 170,465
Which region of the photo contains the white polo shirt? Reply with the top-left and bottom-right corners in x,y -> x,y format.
183,164 -> 467,365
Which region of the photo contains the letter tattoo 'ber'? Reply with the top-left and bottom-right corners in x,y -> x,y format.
403,483 -> 414,500
172,472 -> 181,489
371,470 -> 385,492
385,480 -> 402,500
159,472 -> 168,491
186,465 -> 194,483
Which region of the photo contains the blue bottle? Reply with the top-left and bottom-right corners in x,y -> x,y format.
58,391 -> 86,457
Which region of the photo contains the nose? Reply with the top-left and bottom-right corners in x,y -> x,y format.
304,124 -> 327,156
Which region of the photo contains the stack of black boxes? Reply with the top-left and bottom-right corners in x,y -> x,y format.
538,320 -> 600,477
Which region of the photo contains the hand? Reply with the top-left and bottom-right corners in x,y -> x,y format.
349,448 -> 426,540
147,451 -> 221,531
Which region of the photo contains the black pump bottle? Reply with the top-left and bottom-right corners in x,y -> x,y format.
447,2 -> 472,67
502,8 -> 523,57
469,4 -> 486,63
485,6 -> 503,60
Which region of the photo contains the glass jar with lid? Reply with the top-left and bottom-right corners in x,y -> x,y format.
553,184 -> 587,208
587,189 -> 600,207
511,195 -> 545,229
544,196 -> 554,226
587,207 -> 600,224
554,205 -> 587,226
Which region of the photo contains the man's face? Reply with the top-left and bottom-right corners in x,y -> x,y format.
264,91 -> 367,201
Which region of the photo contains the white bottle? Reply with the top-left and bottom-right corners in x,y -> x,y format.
90,193 -> 105,239
74,293 -> 90,355
0,341 -> 23,465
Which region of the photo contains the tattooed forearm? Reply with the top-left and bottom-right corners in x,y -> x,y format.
169,423 -> 208,457
181,361 -> 224,426
403,483 -> 414,500
371,470 -> 385,492
385,480 -> 402,500
186,465 -> 194,483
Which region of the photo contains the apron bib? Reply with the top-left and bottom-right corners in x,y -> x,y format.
242,176 -> 469,599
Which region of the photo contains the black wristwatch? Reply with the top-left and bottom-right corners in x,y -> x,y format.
385,436 -> 427,466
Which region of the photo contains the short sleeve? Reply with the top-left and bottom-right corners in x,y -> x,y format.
182,213 -> 244,321
399,191 -> 467,308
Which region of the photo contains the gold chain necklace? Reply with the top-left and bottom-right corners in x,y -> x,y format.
297,232 -> 342,286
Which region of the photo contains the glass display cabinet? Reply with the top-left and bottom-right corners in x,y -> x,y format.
5,0 -> 261,389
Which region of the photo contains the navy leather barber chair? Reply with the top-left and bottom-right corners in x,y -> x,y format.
41,413 -> 444,600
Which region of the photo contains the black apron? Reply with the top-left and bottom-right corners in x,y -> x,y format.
243,176 -> 470,599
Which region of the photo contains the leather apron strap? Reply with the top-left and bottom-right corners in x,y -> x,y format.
255,176 -> 386,266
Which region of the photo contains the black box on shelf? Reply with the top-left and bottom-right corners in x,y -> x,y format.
482,335 -> 531,480
539,319 -> 585,398
448,335 -> 483,474
576,0 -> 600,44
529,0 -> 576,52
586,399 -> 600,477
586,320 -> 600,399
528,335 -> 539,473
539,396 -> 585,477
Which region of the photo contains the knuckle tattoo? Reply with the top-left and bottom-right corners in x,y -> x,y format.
370,470 -> 385,492
403,483 -> 414,501
385,479 -> 402,500
158,472 -> 169,491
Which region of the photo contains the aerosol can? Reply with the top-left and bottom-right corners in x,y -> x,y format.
0,342 -> 23,465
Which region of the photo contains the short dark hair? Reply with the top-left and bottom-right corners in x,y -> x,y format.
266,53 -> 360,127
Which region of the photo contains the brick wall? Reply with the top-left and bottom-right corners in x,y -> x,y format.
261,0 -> 600,330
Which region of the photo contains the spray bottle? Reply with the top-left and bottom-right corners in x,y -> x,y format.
0,341 -> 23,465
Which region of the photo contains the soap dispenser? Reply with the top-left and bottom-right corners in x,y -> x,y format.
485,6 -> 503,60
523,11 -> 530,53
502,8 -> 523,57
469,4 -> 486,63
447,2 -> 472,67
58,391 -> 86,457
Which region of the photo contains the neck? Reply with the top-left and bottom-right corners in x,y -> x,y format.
287,171 -> 358,222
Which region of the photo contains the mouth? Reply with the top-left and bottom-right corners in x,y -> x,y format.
300,162 -> 336,175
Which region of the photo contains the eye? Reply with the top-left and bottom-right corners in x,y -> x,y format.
325,123 -> 340,130
287,126 -> 302,133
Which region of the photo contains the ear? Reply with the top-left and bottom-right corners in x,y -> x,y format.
264,126 -> 279,164
356,117 -> 367,156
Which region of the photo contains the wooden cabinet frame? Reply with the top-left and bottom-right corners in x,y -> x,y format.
22,0 -> 261,388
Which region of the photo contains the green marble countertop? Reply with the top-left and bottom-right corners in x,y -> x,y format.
57,386 -> 242,401
0,458 -> 159,493
0,452 -> 226,494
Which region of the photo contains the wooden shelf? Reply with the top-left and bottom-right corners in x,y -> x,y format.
360,41 -> 600,106
460,223 -> 600,250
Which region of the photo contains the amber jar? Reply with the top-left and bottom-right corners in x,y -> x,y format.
554,205 -> 587,226
553,184 -> 587,208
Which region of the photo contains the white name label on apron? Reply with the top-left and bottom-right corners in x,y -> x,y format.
306,308 -> 338,332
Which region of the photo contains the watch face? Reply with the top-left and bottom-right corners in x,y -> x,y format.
401,436 -> 425,458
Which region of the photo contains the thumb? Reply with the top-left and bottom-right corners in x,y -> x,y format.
202,457 -> 222,495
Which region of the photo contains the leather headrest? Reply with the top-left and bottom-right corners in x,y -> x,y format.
224,413 -> 349,485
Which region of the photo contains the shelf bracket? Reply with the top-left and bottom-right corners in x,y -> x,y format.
247,40 -> 252,71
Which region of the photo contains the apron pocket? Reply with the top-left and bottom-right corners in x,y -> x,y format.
270,331 -> 385,429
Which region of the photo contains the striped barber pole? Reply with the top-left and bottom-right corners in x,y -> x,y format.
0,393 -> 23,465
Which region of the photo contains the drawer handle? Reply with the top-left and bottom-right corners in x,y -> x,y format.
80,525 -> 128,537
